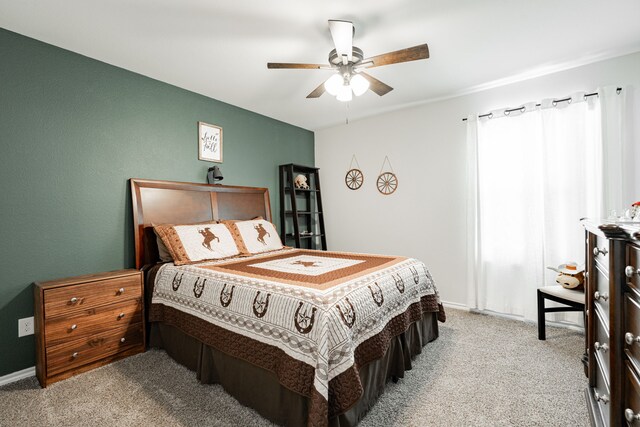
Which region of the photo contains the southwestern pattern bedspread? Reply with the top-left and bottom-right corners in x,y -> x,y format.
149,248 -> 445,426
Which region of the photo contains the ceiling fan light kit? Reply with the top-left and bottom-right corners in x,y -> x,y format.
267,19 -> 429,102
336,86 -> 353,102
350,74 -> 369,96
324,74 -> 343,96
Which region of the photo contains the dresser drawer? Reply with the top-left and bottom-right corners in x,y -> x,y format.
625,362 -> 640,426
45,298 -> 142,347
626,294 -> 640,375
44,274 -> 141,318
593,354 -> 612,424
46,323 -> 143,377
594,265 -> 610,328
595,307 -> 611,384
628,244 -> 640,297
594,234 -> 610,273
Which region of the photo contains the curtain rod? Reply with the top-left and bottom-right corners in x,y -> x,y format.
461,87 -> 622,122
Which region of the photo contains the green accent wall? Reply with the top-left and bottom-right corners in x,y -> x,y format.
0,28 -> 314,377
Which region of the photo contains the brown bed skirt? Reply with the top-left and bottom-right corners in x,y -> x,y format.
149,312 -> 439,427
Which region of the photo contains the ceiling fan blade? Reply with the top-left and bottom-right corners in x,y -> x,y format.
360,73 -> 394,96
328,20 -> 353,62
306,80 -> 327,98
267,63 -> 327,69
363,44 -> 429,68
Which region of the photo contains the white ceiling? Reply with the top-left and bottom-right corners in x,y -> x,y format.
1,1 -> 639,130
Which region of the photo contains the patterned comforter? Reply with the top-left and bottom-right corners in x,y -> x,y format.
150,248 -> 445,426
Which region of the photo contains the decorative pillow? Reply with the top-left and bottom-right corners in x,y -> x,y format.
154,222 -> 240,265
156,234 -> 173,262
223,219 -> 283,255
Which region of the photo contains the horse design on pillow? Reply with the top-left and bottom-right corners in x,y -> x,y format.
254,223 -> 270,245
198,227 -> 219,251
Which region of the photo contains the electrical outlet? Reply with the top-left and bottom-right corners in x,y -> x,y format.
18,317 -> 34,337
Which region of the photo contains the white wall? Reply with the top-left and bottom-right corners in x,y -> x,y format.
315,52 -> 640,306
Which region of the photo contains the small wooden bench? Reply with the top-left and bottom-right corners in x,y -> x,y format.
537,285 -> 585,340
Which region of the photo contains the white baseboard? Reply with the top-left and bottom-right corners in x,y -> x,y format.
0,366 -> 35,387
441,301 -> 469,311
441,303 -> 584,332
469,308 -> 584,332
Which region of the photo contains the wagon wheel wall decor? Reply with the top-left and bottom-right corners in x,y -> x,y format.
345,155 -> 364,190
346,169 -> 364,190
377,156 -> 398,195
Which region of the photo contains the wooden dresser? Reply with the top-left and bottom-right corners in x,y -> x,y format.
583,220 -> 640,425
34,269 -> 145,387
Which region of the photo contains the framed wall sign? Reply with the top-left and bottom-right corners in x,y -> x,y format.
198,121 -> 223,163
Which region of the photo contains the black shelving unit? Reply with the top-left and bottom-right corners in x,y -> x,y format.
279,164 -> 327,250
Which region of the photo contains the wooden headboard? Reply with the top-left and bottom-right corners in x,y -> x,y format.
130,178 -> 271,269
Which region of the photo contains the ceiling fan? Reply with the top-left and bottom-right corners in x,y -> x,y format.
267,20 -> 429,102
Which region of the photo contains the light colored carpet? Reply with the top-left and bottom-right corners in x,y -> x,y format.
0,309 -> 588,426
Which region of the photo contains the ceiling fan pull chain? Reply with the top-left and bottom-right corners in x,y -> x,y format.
345,102 -> 350,124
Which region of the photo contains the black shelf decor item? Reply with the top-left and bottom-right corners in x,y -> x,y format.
279,164 -> 327,250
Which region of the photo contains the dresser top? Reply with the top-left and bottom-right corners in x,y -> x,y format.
582,218 -> 640,241
34,269 -> 141,289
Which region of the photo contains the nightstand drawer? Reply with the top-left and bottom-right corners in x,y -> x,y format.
46,323 -> 143,377
45,298 -> 142,346
44,274 -> 141,318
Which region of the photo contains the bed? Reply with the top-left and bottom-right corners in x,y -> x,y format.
131,178 -> 445,427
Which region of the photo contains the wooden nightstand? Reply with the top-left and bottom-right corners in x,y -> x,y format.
34,269 -> 145,387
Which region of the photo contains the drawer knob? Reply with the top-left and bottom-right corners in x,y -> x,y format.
72,352 -> 79,358
70,297 -> 78,304
118,288 -> 125,294
626,409 -> 640,423
70,324 -> 77,331
594,342 -> 609,352
594,291 -> 609,301
626,266 -> 640,278
118,312 -> 125,319
594,391 -> 609,404
625,332 -> 640,346
593,247 -> 608,257
120,337 -> 126,343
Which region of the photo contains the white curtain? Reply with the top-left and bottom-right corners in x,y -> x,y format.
466,86 -> 626,322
